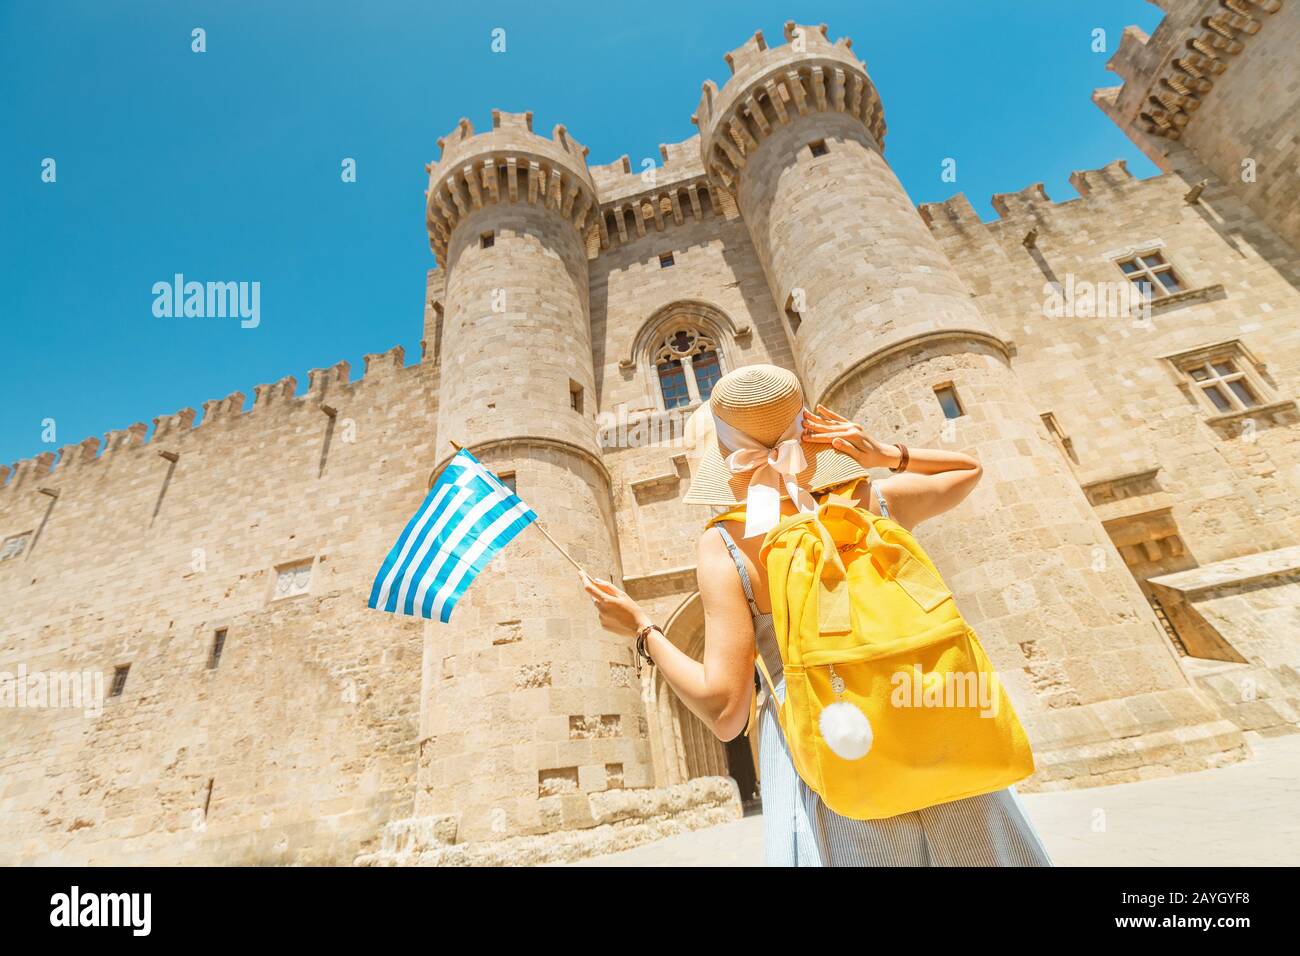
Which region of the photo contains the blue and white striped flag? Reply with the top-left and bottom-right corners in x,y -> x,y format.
368,449 -> 537,622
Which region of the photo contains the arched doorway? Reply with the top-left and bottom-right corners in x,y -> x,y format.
644,592 -> 761,806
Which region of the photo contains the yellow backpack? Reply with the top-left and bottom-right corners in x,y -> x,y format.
709,479 -> 1034,820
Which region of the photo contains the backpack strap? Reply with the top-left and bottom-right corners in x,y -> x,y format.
872,480 -> 890,520
711,523 -> 776,739
713,525 -> 760,618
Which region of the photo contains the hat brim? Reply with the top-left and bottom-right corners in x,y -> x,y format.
681,407 -> 870,507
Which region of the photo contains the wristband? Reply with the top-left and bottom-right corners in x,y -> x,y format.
889,442 -> 909,473
635,624 -> 662,676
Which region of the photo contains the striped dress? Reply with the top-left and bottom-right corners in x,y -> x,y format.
714,491 -> 1053,867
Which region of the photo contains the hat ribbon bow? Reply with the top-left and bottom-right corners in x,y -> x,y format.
713,408 -> 818,538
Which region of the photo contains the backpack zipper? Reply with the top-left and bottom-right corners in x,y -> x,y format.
828,663 -> 846,701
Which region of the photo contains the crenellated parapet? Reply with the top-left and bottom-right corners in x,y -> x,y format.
200,392 -> 246,427
588,138 -> 706,201
424,110 -> 598,267
362,344 -> 406,378
990,182 -> 1053,221
1068,158 -> 1136,196
917,193 -> 986,237
2,347 -> 417,493
920,160 -> 1153,240
693,21 -> 886,192
1094,0 -> 1282,144
587,137 -> 734,252
252,375 -> 297,412
152,407 -> 198,442
54,437 -> 100,475
306,360 -> 351,399
104,422 -> 149,453
4,452 -> 56,493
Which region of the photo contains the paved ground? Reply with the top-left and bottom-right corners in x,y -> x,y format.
572,731 -> 1300,866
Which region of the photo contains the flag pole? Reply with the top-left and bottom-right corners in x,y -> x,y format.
530,520 -> 589,577
449,440 -> 589,579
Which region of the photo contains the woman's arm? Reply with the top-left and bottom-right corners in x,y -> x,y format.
581,528 -> 758,742
804,404 -> 982,532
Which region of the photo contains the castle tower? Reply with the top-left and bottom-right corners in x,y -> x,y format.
695,24 -> 1242,779
1093,0 -> 1299,250
420,111 -> 645,843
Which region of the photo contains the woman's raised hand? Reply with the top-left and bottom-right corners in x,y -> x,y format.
802,404 -> 900,470
581,571 -> 652,639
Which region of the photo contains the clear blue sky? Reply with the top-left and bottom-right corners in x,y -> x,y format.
0,0 -> 1165,468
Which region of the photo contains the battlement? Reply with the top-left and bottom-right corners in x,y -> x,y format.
1069,158 -> 1137,196
1,346 -> 421,491
1094,0 -> 1282,146
588,136 -> 707,202
720,22 -> 846,80
430,110 -> 591,165
693,21 -> 885,191
919,160 -> 1162,239
588,154 -> 633,194
2,451 -> 56,493
990,182 -> 1053,221
584,136 -> 729,253
424,110 -> 599,267
917,192 -> 985,232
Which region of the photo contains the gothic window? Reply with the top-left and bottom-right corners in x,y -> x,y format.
693,350 -> 723,399
653,325 -> 725,409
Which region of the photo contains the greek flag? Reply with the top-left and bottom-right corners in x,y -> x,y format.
368,449 -> 537,622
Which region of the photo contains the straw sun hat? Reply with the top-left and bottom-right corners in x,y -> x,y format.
682,364 -> 868,519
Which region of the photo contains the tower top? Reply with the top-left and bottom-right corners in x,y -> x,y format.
424,111 -> 597,266
1092,0 -> 1282,148
692,21 -> 885,191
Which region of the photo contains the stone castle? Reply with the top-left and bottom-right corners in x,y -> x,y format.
2,1 -> 1297,865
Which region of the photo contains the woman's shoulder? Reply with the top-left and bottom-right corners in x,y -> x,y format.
697,521 -> 732,558
695,520 -> 755,607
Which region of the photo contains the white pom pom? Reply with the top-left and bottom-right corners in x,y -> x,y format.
819,701 -> 873,760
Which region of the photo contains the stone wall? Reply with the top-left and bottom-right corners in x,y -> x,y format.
922,163 -> 1300,567
0,350 -> 433,864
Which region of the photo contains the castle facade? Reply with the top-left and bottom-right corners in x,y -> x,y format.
2,2 -> 1297,864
